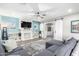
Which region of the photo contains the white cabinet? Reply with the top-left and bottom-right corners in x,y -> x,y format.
21,28 -> 32,41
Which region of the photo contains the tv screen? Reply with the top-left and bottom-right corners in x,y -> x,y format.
21,21 -> 31,28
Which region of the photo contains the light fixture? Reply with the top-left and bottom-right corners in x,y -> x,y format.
68,8 -> 72,13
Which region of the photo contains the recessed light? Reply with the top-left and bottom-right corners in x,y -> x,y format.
68,9 -> 72,13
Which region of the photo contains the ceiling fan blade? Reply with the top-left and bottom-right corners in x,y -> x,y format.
28,3 -> 40,13
40,8 -> 57,14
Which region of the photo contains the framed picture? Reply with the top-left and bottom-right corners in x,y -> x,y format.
47,27 -> 51,31
71,20 -> 79,33
0,24 -> 1,30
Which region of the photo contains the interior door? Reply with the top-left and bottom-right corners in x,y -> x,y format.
54,20 -> 63,41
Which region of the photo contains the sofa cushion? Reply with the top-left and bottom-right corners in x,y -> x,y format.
6,47 -> 30,56
47,45 -> 59,52
8,49 -> 30,56
47,40 -> 63,45
54,44 -> 70,56
46,40 -> 63,48
7,47 -> 23,54
35,49 -> 53,56
0,41 -> 5,56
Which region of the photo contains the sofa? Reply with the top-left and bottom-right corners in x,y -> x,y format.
0,41 -> 29,56
0,37 -> 78,56
35,37 -> 78,56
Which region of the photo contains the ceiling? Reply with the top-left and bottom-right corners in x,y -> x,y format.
0,3 -> 79,21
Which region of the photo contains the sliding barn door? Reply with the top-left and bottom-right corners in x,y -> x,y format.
54,20 -> 63,41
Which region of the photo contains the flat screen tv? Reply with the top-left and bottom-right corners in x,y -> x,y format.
21,21 -> 31,28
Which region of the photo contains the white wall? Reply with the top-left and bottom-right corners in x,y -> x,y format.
63,13 -> 79,40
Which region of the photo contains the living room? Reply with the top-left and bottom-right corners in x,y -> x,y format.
0,3 -> 79,56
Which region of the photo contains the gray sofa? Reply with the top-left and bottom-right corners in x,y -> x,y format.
0,41 -> 29,56
35,38 -> 77,56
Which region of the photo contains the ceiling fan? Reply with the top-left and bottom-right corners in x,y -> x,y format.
33,11 -> 46,19
20,3 -> 55,19
21,3 -> 48,18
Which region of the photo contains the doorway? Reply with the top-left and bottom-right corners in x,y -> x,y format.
46,23 -> 54,38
